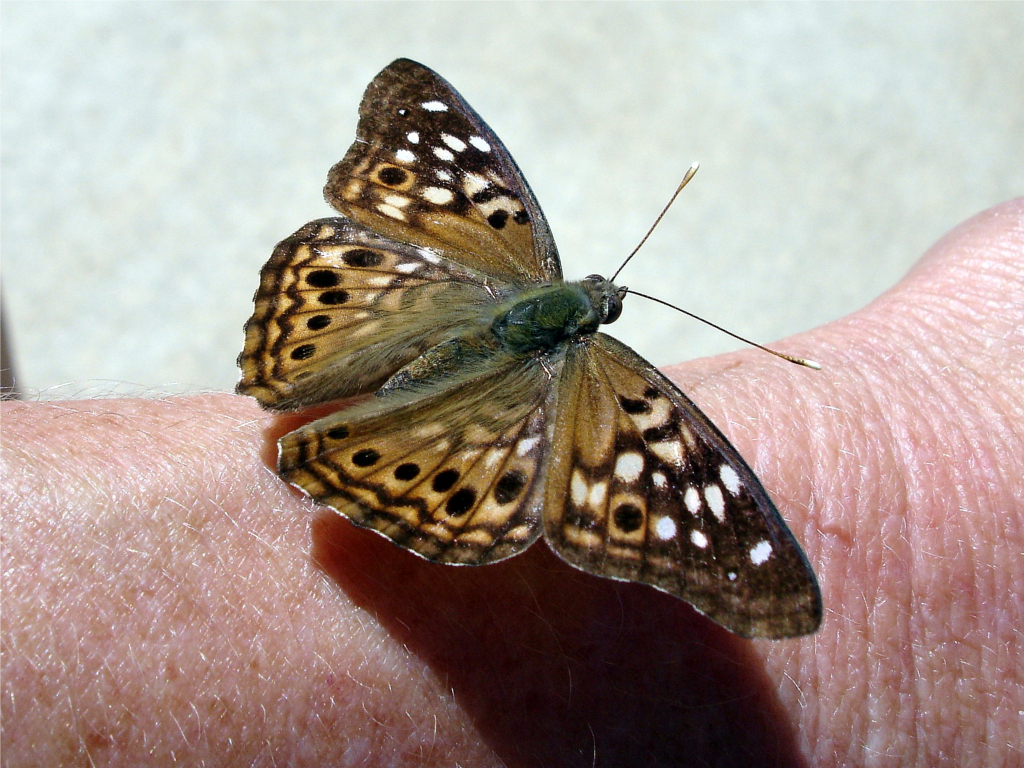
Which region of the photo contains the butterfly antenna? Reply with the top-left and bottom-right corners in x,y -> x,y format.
626,289 -> 822,370
610,162 -> 700,282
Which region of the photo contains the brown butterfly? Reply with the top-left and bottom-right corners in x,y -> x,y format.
237,59 -> 821,638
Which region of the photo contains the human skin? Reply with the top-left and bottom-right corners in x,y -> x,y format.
2,199 -> 1022,767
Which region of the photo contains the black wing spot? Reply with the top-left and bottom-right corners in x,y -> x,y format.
291,344 -> 316,361
619,396 -> 651,414
445,488 -> 476,517
613,504 -> 644,533
307,270 -> 339,288
377,166 -> 409,186
494,470 -> 526,505
352,449 -> 380,467
307,315 -> 331,331
319,290 -> 349,305
394,463 -> 420,481
327,426 -> 350,440
344,249 -> 384,268
487,210 -> 509,230
432,469 -> 460,493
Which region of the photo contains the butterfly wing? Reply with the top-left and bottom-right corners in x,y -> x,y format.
237,217 -> 507,410
278,354 -> 555,564
543,334 -> 822,638
325,58 -> 561,285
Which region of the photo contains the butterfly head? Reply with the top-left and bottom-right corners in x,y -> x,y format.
582,275 -> 628,325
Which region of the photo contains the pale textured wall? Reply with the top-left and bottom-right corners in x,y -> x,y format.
3,3 -> 1022,398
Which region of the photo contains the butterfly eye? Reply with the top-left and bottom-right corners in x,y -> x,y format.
604,294 -> 623,324
584,274 -> 604,283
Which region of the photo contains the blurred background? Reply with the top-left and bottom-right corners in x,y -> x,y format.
2,3 -> 1021,400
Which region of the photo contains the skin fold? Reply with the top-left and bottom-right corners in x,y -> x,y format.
2,199 -> 1022,767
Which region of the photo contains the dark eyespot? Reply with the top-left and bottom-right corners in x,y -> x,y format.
319,290 -> 349,305
619,396 -> 650,414
377,166 -> 408,186
344,249 -> 384,268
432,469 -> 459,493
644,387 -> 661,400
351,449 -> 380,467
445,488 -> 476,516
307,315 -> 331,331
394,463 -> 420,481
327,426 -> 350,440
291,344 -> 316,361
397,107 -> 409,116
494,470 -> 526,505
513,209 -> 529,225
307,270 -> 339,288
613,504 -> 644,533
486,210 -> 509,230
604,295 -> 623,324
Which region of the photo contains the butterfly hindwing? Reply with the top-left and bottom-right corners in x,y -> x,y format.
278,355 -> 555,565
325,58 -> 561,285
237,217 -> 508,410
543,334 -> 822,639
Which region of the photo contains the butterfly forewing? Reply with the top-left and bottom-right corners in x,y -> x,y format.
278,356 -> 555,565
325,58 -> 561,285
543,334 -> 822,639
237,217 -> 505,410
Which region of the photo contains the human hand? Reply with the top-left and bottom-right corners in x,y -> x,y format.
3,199 -> 1021,766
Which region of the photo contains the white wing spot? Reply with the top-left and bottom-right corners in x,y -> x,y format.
422,187 -> 454,205
433,147 -> 455,162
517,436 -> 540,456
441,133 -> 467,152
394,262 -> 422,274
728,571 -> 738,581
750,540 -> 773,565
383,194 -> 410,208
395,149 -> 416,163
704,484 -> 726,522
690,529 -> 709,549
421,100 -> 448,112
377,203 -> 406,221
719,464 -> 742,495
684,486 -> 702,516
469,136 -> 491,152
571,471 -> 588,507
652,471 -> 667,488
614,452 -> 644,482
587,481 -> 608,510
463,173 -> 489,196
435,169 -> 453,182
650,440 -> 684,467
655,517 -> 677,541
406,131 -> 420,144
631,398 -> 671,431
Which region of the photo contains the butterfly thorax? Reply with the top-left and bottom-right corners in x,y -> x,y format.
490,277 -> 624,356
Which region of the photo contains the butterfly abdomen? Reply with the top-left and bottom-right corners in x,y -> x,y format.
490,283 -> 605,356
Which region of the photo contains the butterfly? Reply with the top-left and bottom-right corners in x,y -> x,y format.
237,58 -> 821,639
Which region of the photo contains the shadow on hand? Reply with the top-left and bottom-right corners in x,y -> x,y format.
310,508 -> 810,768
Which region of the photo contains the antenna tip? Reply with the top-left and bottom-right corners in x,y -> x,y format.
797,357 -> 822,370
